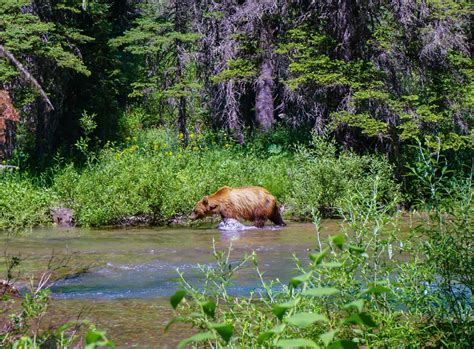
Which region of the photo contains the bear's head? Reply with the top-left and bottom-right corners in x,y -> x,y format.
190,196 -> 219,220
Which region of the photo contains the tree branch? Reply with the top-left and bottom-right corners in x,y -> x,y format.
0,44 -> 54,111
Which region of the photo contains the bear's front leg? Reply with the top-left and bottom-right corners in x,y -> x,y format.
254,217 -> 266,228
219,207 -> 232,220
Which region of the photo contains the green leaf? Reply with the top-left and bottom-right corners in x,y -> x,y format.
276,338 -> 319,348
290,272 -> 312,288
85,330 -> 109,345
257,331 -> 273,345
201,300 -> 216,318
272,299 -> 300,320
364,285 -> 390,295
84,330 -> 113,348
12,337 -> 34,349
344,312 -> 377,327
257,324 -> 286,344
210,323 -> 233,343
343,299 -> 364,312
330,235 -> 345,249
348,244 -> 365,254
320,330 -> 338,347
309,247 -> 329,265
327,340 -> 358,349
320,262 -> 343,268
170,290 -> 186,309
302,287 -> 339,297
177,332 -> 215,349
286,312 -> 328,328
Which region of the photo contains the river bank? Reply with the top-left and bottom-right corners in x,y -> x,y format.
1,130 -> 400,231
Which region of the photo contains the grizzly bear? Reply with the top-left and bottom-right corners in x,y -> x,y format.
190,186 -> 286,228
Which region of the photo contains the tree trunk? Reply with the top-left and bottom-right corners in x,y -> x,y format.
175,0 -> 188,145
0,45 -> 54,111
224,79 -> 244,144
0,90 -> 19,161
255,23 -> 275,131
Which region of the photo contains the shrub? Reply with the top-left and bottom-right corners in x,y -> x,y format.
53,128 -> 293,226
289,135 -> 399,218
0,172 -> 56,231
1,254 -> 113,348
3,129 -> 400,229
404,141 -> 473,210
50,130 -> 401,226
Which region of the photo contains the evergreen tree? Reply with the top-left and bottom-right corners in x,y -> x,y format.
110,0 -> 201,143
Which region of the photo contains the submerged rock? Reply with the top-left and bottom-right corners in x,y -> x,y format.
0,279 -> 21,298
116,214 -> 153,227
51,207 -> 75,227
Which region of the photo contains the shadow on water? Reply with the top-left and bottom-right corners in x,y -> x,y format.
0,221 -> 339,346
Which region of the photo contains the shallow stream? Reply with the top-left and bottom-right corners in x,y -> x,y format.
1,221 -> 339,347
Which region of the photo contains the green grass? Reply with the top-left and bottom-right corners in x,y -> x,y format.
51,129 -> 398,226
0,173 -> 57,231
1,129 -> 399,229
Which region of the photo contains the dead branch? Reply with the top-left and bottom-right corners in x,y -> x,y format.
0,44 -> 54,111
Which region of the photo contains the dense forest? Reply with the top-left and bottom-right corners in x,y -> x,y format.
0,1 -> 473,348
1,0 -> 471,161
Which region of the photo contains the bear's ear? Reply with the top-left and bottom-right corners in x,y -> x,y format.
203,196 -> 209,206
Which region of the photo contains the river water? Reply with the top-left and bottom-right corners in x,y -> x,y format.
0,221 -> 339,347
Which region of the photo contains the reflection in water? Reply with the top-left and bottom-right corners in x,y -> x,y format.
0,221 -> 340,347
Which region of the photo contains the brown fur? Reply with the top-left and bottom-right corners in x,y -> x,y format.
190,186 -> 286,227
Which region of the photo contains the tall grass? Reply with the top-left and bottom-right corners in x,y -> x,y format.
50,129 -> 398,227
0,172 -> 56,231
6,127 -> 473,230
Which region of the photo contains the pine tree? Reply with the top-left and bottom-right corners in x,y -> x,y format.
110,0 -> 201,143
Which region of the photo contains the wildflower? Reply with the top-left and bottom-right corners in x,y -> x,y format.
190,133 -> 195,139
178,133 -> 184,139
